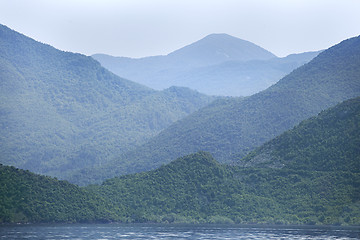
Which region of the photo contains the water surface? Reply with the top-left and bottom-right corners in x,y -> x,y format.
1,224 -> 359,239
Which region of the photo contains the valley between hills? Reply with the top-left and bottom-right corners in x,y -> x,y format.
0,24 -> 359,225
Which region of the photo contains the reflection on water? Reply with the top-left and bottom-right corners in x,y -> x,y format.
0,224 -> 359,240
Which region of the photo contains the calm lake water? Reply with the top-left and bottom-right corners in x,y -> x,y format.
0,224 -> 359,240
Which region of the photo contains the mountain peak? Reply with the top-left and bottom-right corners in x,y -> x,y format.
0,24 -> 214,183
91,35 -> 360,181
203,33 -> 237,39
165,151 -> 219,169
167,33 -> 276,66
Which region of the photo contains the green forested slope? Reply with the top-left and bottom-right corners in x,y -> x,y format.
1,150 -> 359,225
239,97 -> 360,172
2,98 -> 359,224
87,99 -> 360,224
0,24 -> 214,179
0,164 -> 115,223
79,35 -> 360,184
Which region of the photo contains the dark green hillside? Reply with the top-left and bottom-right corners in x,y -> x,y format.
88,152 -> 283,223
86,99 -> 360,224
1,146 -> 359,225
239,97 -> 360,172
0,24 -> 214,180
0,164 -> 113,223
80,35 -> 360,184
2,96 -> 360,223
89,150 -> 360,225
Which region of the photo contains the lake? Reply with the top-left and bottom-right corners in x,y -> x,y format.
0,224 -> 359,239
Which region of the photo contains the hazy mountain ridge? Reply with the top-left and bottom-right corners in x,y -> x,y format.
74,35 -> 360,184
166,33 -> 277,66
1,25 -> 359,226
92,34 -> 320,96
0,24 -> 214,179
2,124 -> 359,225
1,97 -> 359,224
164,51 -> 321,96
99,96 -> 360,224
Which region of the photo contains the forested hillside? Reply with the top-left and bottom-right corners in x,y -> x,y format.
2,147 -> 359,225
92,150 -> 359,225
0,164 -> 112,223
73,35 -> 360,184
2,96 -> 359,224
239,97 -> 360,172
0,24 -> 214,180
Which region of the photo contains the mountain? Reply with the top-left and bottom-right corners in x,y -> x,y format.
3,94 -> 360,223
164,51 -> 321,96
239,97 -> 360,172
93,146 -> 360,225
74,35 -> 360,184
0,24 -> 214,179
92,34 -> 314,96
166,33 -> 276,66
0,163 -> 110,223
94,33 -> 276,69
2,147 -> 359,224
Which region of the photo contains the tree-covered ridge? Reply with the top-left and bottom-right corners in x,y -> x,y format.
239,97 -> 360,172
0,164 -> 114,223
80,35 -> 360,184
88,97 -> 360,224
0,24 -> 214,180
2,95 -> 360,224
68,97 -> 244,185
1,150 -> 359,225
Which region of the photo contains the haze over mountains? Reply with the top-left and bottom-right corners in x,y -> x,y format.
1,23 -> 359,188
75,35 -> 360,184
93,34 -> 320,96
0,23 -> 359,226
0,24 -> 214,179
1,97 -> 360,224
89,95 -> 360,224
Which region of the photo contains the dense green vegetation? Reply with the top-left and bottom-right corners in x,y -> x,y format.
0,24 -> 214,180
239,97 -> 360,172
1,25 -> 359,225
90,152 -> 359,225
0,164 -> 114,223
1,152 -> 359,225
93,34 -> 319,96
1,98 -> 359,224
78,35 -> 360,184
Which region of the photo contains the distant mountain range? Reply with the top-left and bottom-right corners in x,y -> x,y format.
93,34 -> 320,96
0,24 -> 214,179
74,34 -> 360,185
1,97 -> 359,224
1,24 -> 359,226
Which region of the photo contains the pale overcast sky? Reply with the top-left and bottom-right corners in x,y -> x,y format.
0,0 -> 359,58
